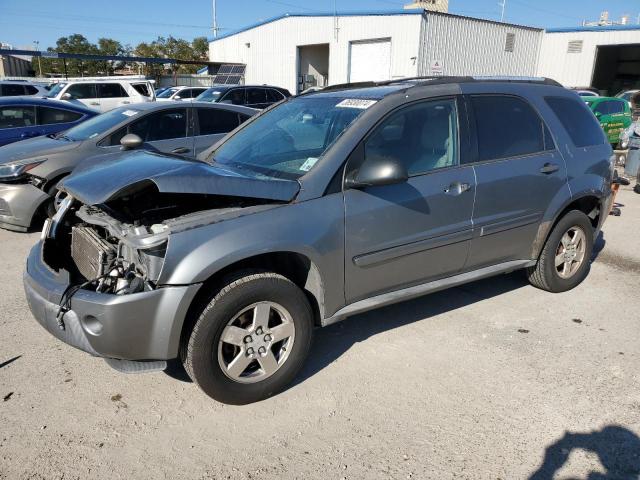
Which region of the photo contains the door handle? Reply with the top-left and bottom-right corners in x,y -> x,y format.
90,102 -> 99,106
121,101 -> 131,104
444,182 -> 471,196
171,147 -> 191,154
540,162 -> 560,174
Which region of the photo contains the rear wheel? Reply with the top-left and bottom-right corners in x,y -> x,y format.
527,210 -> 594,292
182,271 -> 314,405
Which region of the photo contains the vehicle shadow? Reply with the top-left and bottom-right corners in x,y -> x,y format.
291,270 -> 529,388
529,425 -> 640,479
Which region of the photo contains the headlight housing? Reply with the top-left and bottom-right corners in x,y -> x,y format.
0,159 -> 46,181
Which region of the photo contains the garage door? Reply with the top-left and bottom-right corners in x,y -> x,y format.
349,39 -> 391,83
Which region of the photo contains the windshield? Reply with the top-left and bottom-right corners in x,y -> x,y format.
62,107 -> 139,141
196,88 -> 224,102
46,83 -> 67,98
157,87 -> 179,99
211,96 -> 371,180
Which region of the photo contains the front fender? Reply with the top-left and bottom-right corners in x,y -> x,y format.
159,194 -> 346,317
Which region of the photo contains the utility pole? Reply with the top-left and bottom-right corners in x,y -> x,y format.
333,0 -> 339,41
212,0 -> 219,38
33,40 -> 42,77
499,0 -> 507,22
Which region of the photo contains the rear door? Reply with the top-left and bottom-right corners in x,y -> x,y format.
344,97 -> 476,302
0,84 -> 26,96
97,83 -> 130,112
464,94 -> 567,270
193,107 -> 245,155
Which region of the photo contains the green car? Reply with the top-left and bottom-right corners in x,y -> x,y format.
584,96 -> 632,148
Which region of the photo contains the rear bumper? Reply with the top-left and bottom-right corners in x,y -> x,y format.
0,182 -> 49,231
23,241 -> 201,360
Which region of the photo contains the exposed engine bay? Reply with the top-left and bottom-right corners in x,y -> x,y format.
44,184 -> 282,296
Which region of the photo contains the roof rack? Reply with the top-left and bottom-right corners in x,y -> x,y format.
318,75 -> 562,93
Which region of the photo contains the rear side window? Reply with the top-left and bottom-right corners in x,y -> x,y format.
546,96 -> 605,148
609,100 -> 626,115
98,83 -> 128,98
1,84 -> 25,96
67,83 -> 97,99
37,107 -> 83,125
0,106 -> 36,128
197,108 -> 240,135
221,89 -> 245,105
471,95 -> 551,161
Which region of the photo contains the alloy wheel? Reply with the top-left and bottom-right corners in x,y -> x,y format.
555,226 -> 587,279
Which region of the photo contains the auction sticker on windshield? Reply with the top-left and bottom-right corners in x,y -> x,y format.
336,99 -> 377,109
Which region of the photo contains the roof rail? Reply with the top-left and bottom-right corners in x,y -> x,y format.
320,75 -> 562,92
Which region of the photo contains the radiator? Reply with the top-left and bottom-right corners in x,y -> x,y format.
71,226 -> 116,280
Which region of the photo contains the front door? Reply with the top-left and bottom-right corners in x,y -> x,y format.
464,94 -> 569,270
344,97 -> 476,303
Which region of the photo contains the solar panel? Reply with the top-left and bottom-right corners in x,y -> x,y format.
226,75 -> 241,84
217,65 -> 233,74
231,65 -> 246,74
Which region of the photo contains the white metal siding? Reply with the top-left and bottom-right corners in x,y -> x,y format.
537,30 -> 640,87
349,39 -> 391,82
209,14 -> 423,93
418,13 -> 543,77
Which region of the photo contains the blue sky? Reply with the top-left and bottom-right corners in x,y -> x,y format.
1,0 -> 640,49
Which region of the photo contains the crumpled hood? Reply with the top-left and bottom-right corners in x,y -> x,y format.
61,150 -> 300,205
0,135 -> 81,164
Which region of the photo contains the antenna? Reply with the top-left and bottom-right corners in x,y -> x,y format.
499,0 -> 507,22
212,0 -> 219,38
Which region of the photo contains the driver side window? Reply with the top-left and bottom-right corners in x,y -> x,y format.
364,99 -> 459,177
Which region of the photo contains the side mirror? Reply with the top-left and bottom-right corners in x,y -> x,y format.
345,157 -> 408,189
61,93 -> 73,100
120,133 -> 143,150
594,111 -> 602,119
174,95 -> 182,100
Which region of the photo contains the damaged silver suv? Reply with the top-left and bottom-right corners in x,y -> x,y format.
24,77 -> 615,404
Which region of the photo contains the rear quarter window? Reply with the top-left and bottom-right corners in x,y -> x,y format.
545,96 -> 606,148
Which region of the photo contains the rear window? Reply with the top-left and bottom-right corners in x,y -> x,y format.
471,95 -> 552,161
546,96 -> 606,148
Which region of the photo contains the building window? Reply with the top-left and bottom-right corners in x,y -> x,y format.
505,33 -> 516,53
567,40 -> 583,53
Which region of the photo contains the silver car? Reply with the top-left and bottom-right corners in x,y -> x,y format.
0,102 -> 257,231
24,77 -> 614,404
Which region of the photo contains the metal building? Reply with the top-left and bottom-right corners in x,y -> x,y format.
209,10 -> 544,94
537,25 -> 640,95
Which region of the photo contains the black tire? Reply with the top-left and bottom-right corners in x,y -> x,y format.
527,210 -> 594,293
182,270 -> 314,405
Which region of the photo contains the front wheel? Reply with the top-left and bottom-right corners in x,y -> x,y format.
527,210 -> 594,293
182,271 -> 314,405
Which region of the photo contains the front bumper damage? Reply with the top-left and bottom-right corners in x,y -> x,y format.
0,182 -> 50,232
24,242 -> 201,366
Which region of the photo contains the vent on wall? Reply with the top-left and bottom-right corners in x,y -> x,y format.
567,40 -> 584,53
505,33 -> 516,53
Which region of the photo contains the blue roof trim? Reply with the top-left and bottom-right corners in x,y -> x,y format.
547,24 -> 640,33
209,9 -> 424,42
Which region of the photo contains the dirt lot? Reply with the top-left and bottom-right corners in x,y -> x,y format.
1,186 -> 639,480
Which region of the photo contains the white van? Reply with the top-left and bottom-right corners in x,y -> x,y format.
46,80 -> 156,112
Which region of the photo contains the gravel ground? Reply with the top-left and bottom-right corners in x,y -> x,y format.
1,186 -> 639,480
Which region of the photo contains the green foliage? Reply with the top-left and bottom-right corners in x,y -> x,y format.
33,34 -> 209,77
